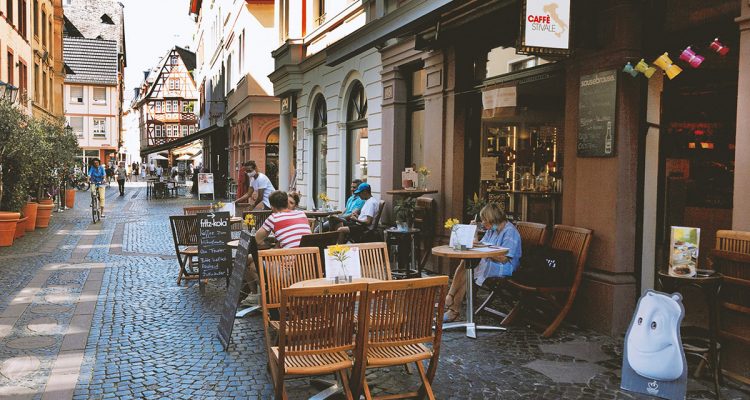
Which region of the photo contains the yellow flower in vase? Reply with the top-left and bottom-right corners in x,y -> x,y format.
211,201 -> 225,210
327,244 -> 352,283
318,192 -> 331,210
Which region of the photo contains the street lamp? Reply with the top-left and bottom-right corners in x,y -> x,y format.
0,82 -> 7,100
0,81 -> 19,103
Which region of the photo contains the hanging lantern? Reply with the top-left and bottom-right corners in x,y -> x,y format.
679,46 -> 704,68
622,62 -> 638,77
634,59 -> 657,78
653,53 -> 682,80
709,38 -> 730,56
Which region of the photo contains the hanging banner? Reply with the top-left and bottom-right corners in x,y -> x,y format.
518,0 -> 572,56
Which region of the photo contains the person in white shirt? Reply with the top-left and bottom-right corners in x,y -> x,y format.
234,160 -> 276,210
339,182 -> 379,242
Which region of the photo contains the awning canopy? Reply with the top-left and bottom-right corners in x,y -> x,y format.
140,125 -> 222,156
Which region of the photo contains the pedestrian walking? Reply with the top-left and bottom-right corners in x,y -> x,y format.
149,162 -> 155,176
140,164 -> 146,181
116,162 -> 127,196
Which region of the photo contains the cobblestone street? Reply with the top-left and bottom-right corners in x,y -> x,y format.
0,182 -> 748,399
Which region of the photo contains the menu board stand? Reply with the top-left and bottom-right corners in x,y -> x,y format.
218,230 -> 254,350
198,211 -> 231,294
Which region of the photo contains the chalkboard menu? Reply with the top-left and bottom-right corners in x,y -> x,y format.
578,70 -> 617,157
198,211 -> 231,292
218,230 -> 253,350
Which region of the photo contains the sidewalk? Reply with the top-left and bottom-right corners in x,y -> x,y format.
0,182 -> 747,399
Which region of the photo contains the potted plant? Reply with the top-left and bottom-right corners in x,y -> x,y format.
465,192 -> 487,222
393,197 -> 416,231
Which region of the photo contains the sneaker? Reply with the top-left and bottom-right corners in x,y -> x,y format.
100,214 -> 106,219
240,293 -> 259,307
442,309 -> 460,323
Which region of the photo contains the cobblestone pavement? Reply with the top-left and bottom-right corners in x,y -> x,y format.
0,182 -> 748,399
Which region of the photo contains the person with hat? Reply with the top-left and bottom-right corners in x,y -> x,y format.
338,182 -> 378,241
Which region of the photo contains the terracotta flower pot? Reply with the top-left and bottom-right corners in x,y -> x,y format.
65,189 -> 76,209
39,198 -> 54,205
35,204 -> 54,228
22,202 -> 38,232
0,212 -> 20,247
14,216 -> 28,239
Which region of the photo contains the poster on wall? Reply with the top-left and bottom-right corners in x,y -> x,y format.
669,226 -> 700,277
517,0 -> 572,56
577,70 -> 617,157
621,290 -> 688,400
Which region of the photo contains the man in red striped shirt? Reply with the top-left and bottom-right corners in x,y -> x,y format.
255,191 -> 312,248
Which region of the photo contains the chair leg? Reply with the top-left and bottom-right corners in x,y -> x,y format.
501,302 -> 523,326
415,361 -> 435,400
338,370 -> 354,400
362,376 -> 373,400
542,292 -> 575,338
474,289 -> 497,316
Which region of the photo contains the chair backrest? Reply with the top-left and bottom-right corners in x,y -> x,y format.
243,210 -> 273,229
367,200 -> 386,232
414,197 -> 436,234
278,282 -> 366,357
359,276 -> 448,349
516,221 -> 547,249
235,202 -> 254,217
183,205 -> 212,216
299,231 -> 346,262
169,215 -> 199,247
258,247 -> 323,311
716,230 -> 750,254
350,242 -> 391,280
548,224 -> 593,284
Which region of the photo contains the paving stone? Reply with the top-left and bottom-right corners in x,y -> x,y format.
0,355 -> 41,380
5,335 -> 57,349
26,317 -> 60,335
539,339 -> 612,363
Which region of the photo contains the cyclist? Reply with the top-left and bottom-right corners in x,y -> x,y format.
88,158 -> 107,218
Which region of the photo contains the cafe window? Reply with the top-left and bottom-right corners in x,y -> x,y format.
486,46 -> 551,78
346,81 -> 368,184
311,94 -> 327,201
406,68 -> 425,168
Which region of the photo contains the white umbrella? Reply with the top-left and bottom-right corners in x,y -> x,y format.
176,154 -> 192,161
152,154 -> 168,160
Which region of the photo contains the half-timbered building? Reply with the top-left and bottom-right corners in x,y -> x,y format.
133,46 -> 198,157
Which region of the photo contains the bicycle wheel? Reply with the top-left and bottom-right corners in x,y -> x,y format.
91,192 -> 100,223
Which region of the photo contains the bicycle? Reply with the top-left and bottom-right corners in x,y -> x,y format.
90,183 -> 104,223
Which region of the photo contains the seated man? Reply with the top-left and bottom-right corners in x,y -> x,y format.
338,182 -> 379,242
255,190 -> 312,248
324,179 -> 365,231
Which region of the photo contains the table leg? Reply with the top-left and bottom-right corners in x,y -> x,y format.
410,235 -> 417,276
443,260 -> 506,338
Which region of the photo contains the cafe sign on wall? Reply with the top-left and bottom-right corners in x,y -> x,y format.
517,0 -> 572,56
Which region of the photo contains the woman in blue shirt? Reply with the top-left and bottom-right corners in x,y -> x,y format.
88,158 -> 107,218
444,203 -> 522,322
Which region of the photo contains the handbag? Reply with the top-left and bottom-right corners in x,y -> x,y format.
513,247 -> 574,287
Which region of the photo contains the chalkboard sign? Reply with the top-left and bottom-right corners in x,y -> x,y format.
578,70 -> 617,157
218,230 -> 253,350
198,211 -> 231,292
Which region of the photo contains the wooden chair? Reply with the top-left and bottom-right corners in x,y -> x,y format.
475,221 -> 548,319
350,242 -> 391,281
353,276 -> 448,400
503,224 -> 592,337
413,197 -> 437,272
169,215 -> 200,285
243,210 -> 273,230
271,282 -> 367,400
299,231 -> 346,263
183,205 -> 212,215
235,202 -> 254,217
355,200 -> 386,243
258,247 -> 324,359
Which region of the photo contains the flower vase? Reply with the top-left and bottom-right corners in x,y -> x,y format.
418,175 -> 428,190
335,261 -> 352,284
250,227 -> 257,235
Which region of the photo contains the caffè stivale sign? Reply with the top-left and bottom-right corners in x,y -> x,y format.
518,0 -> 571,55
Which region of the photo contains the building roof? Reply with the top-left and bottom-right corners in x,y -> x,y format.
175,46 -> 196,73
63,38 -> 119,85
63,0 -> 126,60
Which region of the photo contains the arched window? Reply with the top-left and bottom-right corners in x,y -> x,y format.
346,81 -> 368,184
265,129 -> 279,189
312,94 -> 327,203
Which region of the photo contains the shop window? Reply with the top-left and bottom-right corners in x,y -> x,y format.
312,94 -> 327,200
509,57 -> 538,72
93,87 -> 106,105
486,47 -> 552,78
406,68 -> 425,168
93,118 -> 106,137
70,85 -> 83,103
346,81 -> 368,183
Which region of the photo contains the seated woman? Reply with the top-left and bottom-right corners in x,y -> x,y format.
444,203 -> 522,322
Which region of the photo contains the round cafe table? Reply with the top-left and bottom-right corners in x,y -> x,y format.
432,245 -> 508,338
304,210 -> 341,232
290,277 -> 380,289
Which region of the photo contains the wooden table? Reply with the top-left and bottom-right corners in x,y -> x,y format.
432,245 -> 509,338
290,277 -> 381,289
